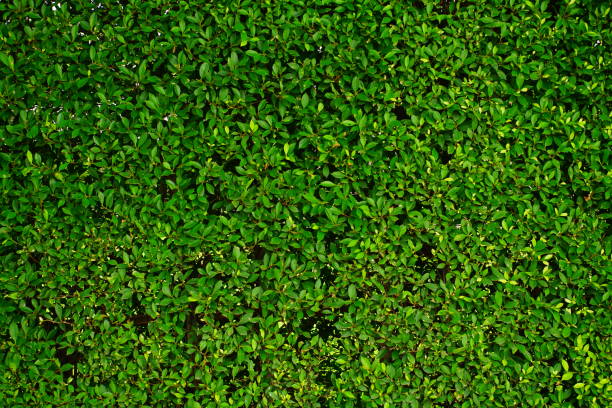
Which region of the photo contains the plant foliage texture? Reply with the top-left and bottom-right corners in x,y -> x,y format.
1,0 -> 611,407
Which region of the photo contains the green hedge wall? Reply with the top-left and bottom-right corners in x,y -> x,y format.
1,0 -> 611,407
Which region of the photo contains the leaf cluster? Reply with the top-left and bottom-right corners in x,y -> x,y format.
1,0 -> 611,407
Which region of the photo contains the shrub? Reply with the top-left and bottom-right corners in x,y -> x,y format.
1,0 -> 610,407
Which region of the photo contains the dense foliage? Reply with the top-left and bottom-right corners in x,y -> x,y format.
1,0 -> 611,406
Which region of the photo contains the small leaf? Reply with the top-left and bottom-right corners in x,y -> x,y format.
343,390 -> 356,399
186,400 -> 201,408
183,161 -> 202,169
494,291 -> 502,306
561,359 -> 569,371
360,356 -> 370,370
138,60 -> 147,78
576,335 -> 583,350
9,322 -> 18,342
199,62 -> 209,79
0,52 -> 14,71
348,284 -> 357,299
301,93 -> 309,108
230,51 -> 238,68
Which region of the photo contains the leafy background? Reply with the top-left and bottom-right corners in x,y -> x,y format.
1,0 -> 611,407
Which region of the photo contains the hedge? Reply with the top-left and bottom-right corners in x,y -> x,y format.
1,0 -> 611,407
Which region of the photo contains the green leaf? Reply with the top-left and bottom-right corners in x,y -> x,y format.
343,390 -> 356,399
8,322 -> 18,342
577,335 -> 584,350
199,62 -> 209,79
249,119 -> 258,132
186,400 -> 201,408
348,284 -> 357,299
183,161 -> 202,169
230,51 -> 239,69
138,60 -> 147,79
360,356 -> 370,370
0,52 -> 14,71
494,291 -> 502,306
